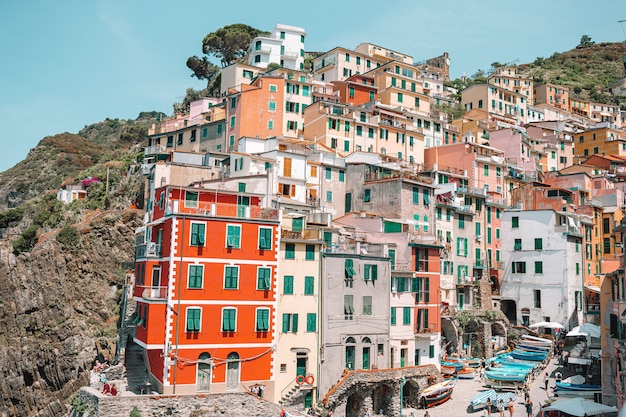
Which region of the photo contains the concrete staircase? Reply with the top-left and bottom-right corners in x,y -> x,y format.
279,384 -> 300,405
124,340 -> 150,394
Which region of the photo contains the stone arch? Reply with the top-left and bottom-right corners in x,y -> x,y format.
501,299 -> 517,324
345,393 -> 361,417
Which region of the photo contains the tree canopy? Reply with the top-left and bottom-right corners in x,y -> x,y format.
200,23 -> 267,68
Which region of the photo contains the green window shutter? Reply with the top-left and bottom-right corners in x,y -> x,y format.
425,278 -> 430,302
535,261 -> 543,273
429,345 -> 435,358
371,264 -> 377,281
292,313 -> 299,333
258,268 -> 271,290
487,227 -> 492,244
191,223 -> 205,246
339,170 -> 345,182
535,238 -> 542,250
476,222 -> 481,237
259,228 -> 272,250
186,308 -> 200,332
325,167 -> 331,179
456,237 -> 461,256
403,307 -> 411,325
223,309 -> 236,332
305,244 -> 315,260
364,188 -> 371,202
225,267 -> 238,289
345,259 -> 356,277
285,243 -> 295,259
227,225 -> 240,248
256,309 -> 269,331
189,265 -> 203,288
463,238 -> 468,256
363,296 -> 372,315
364,264 -> 371,280
304,276 -> 314,295
512,217 -> 519,228
292,217 -> 303,233
424,309 -> 429,329
390,307 -> 396,325
284,276 -> 294,294
411,278 -> 419,292
306,313 -> 316,332
282,314 -> 290,332
412,187 -> 419,204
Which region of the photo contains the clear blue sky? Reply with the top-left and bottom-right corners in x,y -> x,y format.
1,0 -> 624,173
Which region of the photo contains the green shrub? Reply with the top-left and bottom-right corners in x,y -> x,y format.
0,208 -> 24,228
57,224 -> 80,249
130,407 -> 142,417
12,225 -> 39,255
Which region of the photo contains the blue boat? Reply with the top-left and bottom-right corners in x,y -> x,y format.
485,369 -> 530,382
470,389 -> 517,411
555,381 -> 602,391
441,360 -> 464,370
510,349 -> 547,361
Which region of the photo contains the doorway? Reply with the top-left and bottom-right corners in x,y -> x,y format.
197,352 -> 211,392
226,352 -> 239,390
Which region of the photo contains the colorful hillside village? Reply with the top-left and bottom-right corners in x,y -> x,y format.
129,23 -> 626,415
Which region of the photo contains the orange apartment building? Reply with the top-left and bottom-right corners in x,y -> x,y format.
573,126 -> 626,164
133,186 -> 280,395
333,74 -> 377,106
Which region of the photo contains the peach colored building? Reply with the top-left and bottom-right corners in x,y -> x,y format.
461,83 -> 529,127
573,125 -> 626,164
533,83 -> 569,112
489,66 -> 534,104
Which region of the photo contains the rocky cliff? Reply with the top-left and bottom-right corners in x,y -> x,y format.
0,207 -> 142,416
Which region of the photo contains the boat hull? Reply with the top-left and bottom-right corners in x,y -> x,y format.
423,387 -> 453,408
555,381 -> 602,391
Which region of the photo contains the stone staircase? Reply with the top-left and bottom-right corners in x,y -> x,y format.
279,384 -> 300,405
124,340 -> 150,394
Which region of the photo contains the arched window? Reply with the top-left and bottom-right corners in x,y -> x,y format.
345,337 -> 355,370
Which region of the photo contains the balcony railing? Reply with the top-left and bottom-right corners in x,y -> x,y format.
138,286 -> 168,300
135,243 -> 162,259
392,261 -> 412,272
144,145 -> 168,155
165,201 -> 280,221
281,229 -> 322,240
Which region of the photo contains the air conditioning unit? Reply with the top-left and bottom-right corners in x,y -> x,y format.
476,235 -> 482,242
147,242 -> 157,256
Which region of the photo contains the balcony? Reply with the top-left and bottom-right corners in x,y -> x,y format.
138,285 -> 168,301
144,144 -> 168,156
135,242 -> 162,259
391,261 -> 412,272
456,276 -> 476,286
473,259 -> 486,269
282,50 -> 299,59
164,200 -> 280,221
586,304 -> 601,315
280,228 -> 323,241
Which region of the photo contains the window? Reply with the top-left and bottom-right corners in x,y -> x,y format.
283,275 -> 294,295
268,101 -> 276,111
412,187 -> 419,204
514,239 -> 522,251
257,267 -> 271,290
364,264 -> 378,281
224,266 -> 239,289
306,313 -> 317,332
533,290 -> 541,308
190,222 -> 206,246
188,265 -> 203,289
226,225 -> 241,248
304,276 -> 314,295
339,170 -> 345,182
423,190 -> 430,206
186,307 -> 201,332
512,216 -> 519,228
185,191 -> 199,208
259,227 -> 273,250
344,295 -> 354,320
458,215 -> 465,229
398,92 -> 403,102
222,308 -> 236,332
512,262 -> 526,273
285,243 -> 295,259
535,261 -> 543,274
326,191 -> 333,202
255,308 -> 270,332
325,167 -> 331,179
390,307 -> 396,325
282,313 -> 298,333
534,238 -> 542,250
403,307 -> 411,325
363,296 -> 372,315
345,259 -> 356,279
305,244 -> 315,260
364,189 -> 371,202
269,84 -> 277,92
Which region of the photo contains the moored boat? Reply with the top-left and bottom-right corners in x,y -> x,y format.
510,349 -> 547,361
420,381 -> 455,408
440,364 -> 457,375
485,369 -> 529,382
555,381 -> 602,391
441,360 -> 464,370
458,367 -> 476,379
470,389 -> 516,411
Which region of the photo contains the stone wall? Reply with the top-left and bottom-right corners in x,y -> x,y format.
70,389 -> 293,417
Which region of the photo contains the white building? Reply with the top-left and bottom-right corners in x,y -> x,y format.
500,209 -> 585,330
248,24 -> 306,71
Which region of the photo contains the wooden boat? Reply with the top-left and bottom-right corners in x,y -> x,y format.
458,367 -> 476,379
441,360 -> 464,370
440,364 -> 457,375
485,369 -> 529,382
555,381 -> 602,391
517,343 -> 551,352
420,381 -> 455,408
510,349 -> 547,361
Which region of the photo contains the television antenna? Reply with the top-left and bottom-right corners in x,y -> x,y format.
619,20 -> 626,41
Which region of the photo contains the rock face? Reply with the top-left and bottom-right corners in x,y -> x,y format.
0,209 -> 142,417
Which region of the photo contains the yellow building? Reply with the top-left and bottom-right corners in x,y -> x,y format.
573,126 -> 626,164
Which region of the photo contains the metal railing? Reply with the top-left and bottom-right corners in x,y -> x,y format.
164,201 -> 280,221
138,286 -> 168,300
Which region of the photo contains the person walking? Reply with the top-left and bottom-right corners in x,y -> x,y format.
485,397 -> 493,416
543,372 -> 549,390
497,399 -> 505,417
508,398 -> 514,417
525,398 -> 533,417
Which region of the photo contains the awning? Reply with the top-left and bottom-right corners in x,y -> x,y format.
584,286 -> 600,293
567,357 -> 592,365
